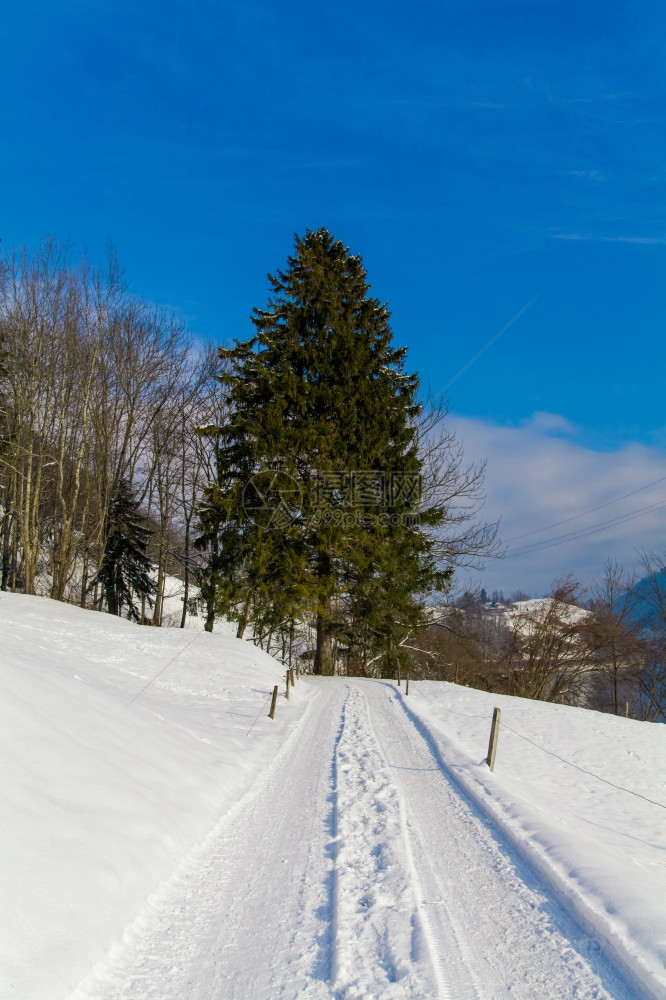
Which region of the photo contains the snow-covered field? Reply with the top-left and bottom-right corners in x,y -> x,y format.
1,593 -> 665,999
409,681 -> 666,998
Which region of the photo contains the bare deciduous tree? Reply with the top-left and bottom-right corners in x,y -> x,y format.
585,560 -> 641,715
0,239 -> 215,620
505,576 -> 592,704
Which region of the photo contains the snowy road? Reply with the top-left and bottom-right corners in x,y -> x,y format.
69,679 -> 639,1000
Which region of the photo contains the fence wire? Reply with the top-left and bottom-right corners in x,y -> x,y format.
411,687 -> 666,810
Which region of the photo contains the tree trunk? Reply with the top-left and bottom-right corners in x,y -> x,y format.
203,535 -> 219,633
152,551 -> 165,626
314,609 -> 332,675
314,552 -> 333,675
180,574 -> 189,629
106,584 -> 118,617
80,548 -> 89,607
1,508 -> 11,592
236,596 -> 252,639
204,588 -> 215,632
9,511 -> 19,591
180,520 -> 191,629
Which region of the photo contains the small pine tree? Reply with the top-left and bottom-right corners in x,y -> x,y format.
93,479 -> 157,621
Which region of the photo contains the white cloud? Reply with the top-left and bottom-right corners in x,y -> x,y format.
448,413 -> 666,598
526,411 -> 578,435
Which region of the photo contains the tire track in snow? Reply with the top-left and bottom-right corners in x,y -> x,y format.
363,701 -> 482,1000
330,685 -> 443,999
364,679 -> 637,1000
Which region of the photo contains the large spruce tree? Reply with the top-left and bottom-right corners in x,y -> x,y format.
203,228 -> 448,671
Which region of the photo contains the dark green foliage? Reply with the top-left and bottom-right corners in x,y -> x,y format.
201,228 -> 449,668
92,479 -> 157,620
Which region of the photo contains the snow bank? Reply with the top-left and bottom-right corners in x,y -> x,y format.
401,681 -> 666,999
0,593 -> 309,1000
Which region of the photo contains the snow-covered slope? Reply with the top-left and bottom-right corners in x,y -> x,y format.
0,592 -> 308,1000
2,592 -> 665,1000
406,680 -> 666,999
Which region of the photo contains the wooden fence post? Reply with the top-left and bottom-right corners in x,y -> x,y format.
285,670 -> 290,700
406,675 -> 409,696
268,685 -> 278,719
289,667 -> 295,687
486,707 -> 501,772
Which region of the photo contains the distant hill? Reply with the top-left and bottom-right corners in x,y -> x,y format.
617,567 -> 666,630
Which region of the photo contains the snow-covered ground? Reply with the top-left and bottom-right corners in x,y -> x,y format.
408,680 -> 666,998
0,592 -> 307,1000
2,593 -> 665,999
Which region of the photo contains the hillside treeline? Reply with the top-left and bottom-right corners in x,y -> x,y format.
0,240 -> 223,622
409,562 -> 666,722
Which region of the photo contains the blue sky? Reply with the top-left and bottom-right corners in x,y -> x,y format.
1,0 -> 664,595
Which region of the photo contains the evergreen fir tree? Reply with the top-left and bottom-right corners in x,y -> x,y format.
93,478 -> 157,621
204,228 -> 448,670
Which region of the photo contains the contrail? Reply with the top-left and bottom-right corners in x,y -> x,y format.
439,293 -> 541,396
